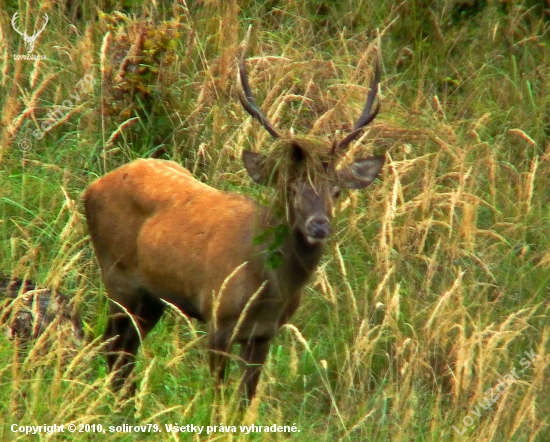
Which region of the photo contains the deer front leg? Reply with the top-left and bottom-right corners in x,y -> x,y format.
208,329 -> 230,383
239,337 -> 271,403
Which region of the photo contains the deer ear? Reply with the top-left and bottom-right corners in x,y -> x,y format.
337,155 -> 385,189
243,150 -> 269,185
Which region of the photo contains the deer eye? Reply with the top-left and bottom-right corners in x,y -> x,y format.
332,186 -> 342,199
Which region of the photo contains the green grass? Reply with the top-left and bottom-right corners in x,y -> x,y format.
1,0 -> 549,440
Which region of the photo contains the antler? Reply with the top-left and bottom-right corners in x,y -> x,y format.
336,55 -> 381,151
11,12 -> 26,37
238,37 -> 281,139
37,14 -> 49,35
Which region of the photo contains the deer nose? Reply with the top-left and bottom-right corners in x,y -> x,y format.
306,217 -> 331,240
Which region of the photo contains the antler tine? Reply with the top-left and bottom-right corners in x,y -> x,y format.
39,14 -> 49,33
337,55 -> 381,150
238,35 -> 281,139
11,12 -> 25,36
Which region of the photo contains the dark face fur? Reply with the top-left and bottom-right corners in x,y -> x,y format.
287,170 -> 343,243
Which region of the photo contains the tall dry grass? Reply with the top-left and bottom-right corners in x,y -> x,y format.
0,0 -> 548,440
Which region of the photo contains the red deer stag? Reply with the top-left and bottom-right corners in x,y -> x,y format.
83,51 -> 384,402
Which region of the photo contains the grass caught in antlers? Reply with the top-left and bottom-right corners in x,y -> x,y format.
0,0 -> 549,440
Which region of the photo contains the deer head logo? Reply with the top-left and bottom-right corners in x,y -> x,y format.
11,12 -> 49,54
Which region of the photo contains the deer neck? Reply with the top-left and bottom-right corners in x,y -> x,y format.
263,222 -> 324,298
254,204 -> 324,299
286,228 -> 324,275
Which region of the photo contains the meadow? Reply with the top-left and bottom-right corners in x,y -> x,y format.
0,0 -> 549,440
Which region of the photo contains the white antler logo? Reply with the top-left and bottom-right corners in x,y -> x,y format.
11,12 -> 49,54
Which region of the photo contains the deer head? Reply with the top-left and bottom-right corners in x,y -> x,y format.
11,12 -> 49,54
239,48 -> 385,244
